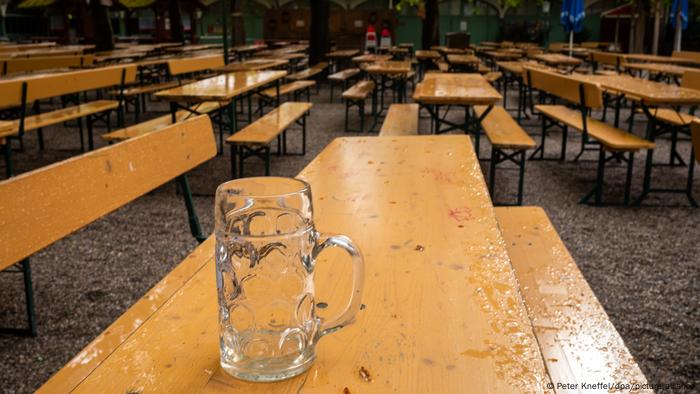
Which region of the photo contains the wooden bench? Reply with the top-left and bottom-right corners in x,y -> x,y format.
287,61 -> 328,82
590,50 -> 623,73
495,206 -> 650,390
0,115 -> 216,336
342,80 -> 375,132
225,102 -> 312,178
474,105 -> 536,205
1,54 -> 95,75
102,101 -> 226,147
379,103 -> 419,136
526,67 -> 655,205
0,65 -> 138,177
328,67 -> 360,102
256,80 -> 315,113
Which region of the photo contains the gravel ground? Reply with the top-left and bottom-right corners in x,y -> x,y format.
0,81 -> 698,393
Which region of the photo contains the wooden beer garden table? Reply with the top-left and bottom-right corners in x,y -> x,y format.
363,61 -> 412,130
531,54 -> 582,70
213,58 -> 289,73
352,53 -> 392,63
622,62 -> 695,82
326,49 -> 360,72
413,73 -> 502,155
230,44 -> 268,61
40,135 -> 550,393
574,73 -> 700,205
155,70 -> 287,135
446,54 -> 480,71
624,53 -> 700,66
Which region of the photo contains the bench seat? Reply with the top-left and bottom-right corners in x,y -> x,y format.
328,68 -> 360,81
226,102 -> 312,177
379,104 -> 419,136
5,100 -> 119,135
495,206 -> 650,390
259,80 -> 315,98
637,107 -> 696,126
342,80 -> 375,100
474,106 -> 535,205
535,104 -> 655,151
108,80 -> 182,97
287,62 -> 328,81
342,80 -> 375,132
474,106 -> 535,150
102,101 -> 225,142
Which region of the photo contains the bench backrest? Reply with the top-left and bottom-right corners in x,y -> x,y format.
681,69 -> 700,91
0,64 -> 137,108
0,115 -> 216,270
692,120 -> 700,164
672,50 -> 700,62
590,51 -> 621,67
526,67 -> 603,109
167,55 -> 224,76
2,55 -> 95,75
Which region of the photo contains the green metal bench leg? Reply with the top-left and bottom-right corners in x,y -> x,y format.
230,144 -> 237,180
517,151 -> 526,206
594,148 -> 606,205
177,174 -> 206,243
4,141 -> 13,178
265,147 -> 271,176
0,259 -> 37,337
624,152 -> 635,205
302,114 -> 307,156
86,115 -> 94,151
488,147 -> 498,198
78,117 -> 85,152
687,148 -> 698,207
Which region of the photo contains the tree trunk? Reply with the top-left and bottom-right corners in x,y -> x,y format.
421,0 -> 439,49
168,0 -> 185,43
651,0 -> 661,54
231,0 -> 246,46
90,0 -> 114,51
631,0 -> 647,53
309,0 -> 329,65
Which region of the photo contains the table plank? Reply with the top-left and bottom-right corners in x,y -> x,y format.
63,136 -> 549,393
413,73 -> 502,105
154,70 -> 287,102
575,74 -> 700,105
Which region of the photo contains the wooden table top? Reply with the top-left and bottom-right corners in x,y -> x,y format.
485,51 -> 522,60
43,136 -> 549,393
415,50 -> 440,60
532,54 -> 582,66
363,60 -> 411,74
413,73 -> 502,105
575,74 -> 700,105
446,54 -> 480,65
229,44 -> 268,53
214,58 -> 289,72
326,49 -> 360,58
497,61 -> 551,75
623,53 -> 700,66
622,61 -> 695,77
352,54 -> 393,63
155,70 -> 287,102
0,120 -> 14,138
167,44 -> 222,53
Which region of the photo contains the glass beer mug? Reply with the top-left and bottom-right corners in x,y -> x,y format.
215,177 -> 365,382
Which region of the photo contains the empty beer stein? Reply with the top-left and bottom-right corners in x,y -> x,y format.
215,177 -> 364,382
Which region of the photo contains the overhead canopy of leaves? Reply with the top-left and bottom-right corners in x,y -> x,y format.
395,0 -> 422,12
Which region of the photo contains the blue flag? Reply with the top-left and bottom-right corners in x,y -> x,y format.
670,0 -> 689,30
561,0 -> 586,33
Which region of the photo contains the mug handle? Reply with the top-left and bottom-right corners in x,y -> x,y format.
312,233 -> 365,338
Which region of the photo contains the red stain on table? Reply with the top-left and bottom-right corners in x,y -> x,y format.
422,167 -> 461,185
448,206 -> 473,222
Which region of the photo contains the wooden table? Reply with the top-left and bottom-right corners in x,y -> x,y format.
623,62 -> 695,81
363,61 -> 412,129
155,70 -> 286,135
326,49 -> 360,72
415,50 -> 440,78
41,136 -> 550,393
167,44 -> 222,54
532,54 -> 582,68
352,54 -> 392,63
575,73 -> 700,205
446,54 -> 480,71
214,58 -> 289,72
230,44 -> 267,61
624,53 -> 700,66
413,73 -> 502,154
